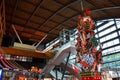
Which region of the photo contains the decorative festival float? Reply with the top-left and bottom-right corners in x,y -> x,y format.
75,9 -> 103,80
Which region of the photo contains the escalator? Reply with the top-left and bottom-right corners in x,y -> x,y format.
43,41 -> 76,74
42,41 -> 82,79
50,70 -> 62,79
62,61 -> 81,79
49,60 -> 81,80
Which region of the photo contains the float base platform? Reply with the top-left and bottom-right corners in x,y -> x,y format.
80,72 -> 102,80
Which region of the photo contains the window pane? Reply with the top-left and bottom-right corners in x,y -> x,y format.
97,22 -> 103,26
100,37 -> 106,42
98,21 -> 114,31
94,29 -> 97,33
107,47 -> 115,53
113,39 -> 119,44
96,19 -> 120,69
99,28 -> 111,37
110,26 -> 116,31
103,43 -> 108,48
115,18 -> 120,20
111,32 -> 118,37
95,34 -> 98,38
100,32 -> 117,43
115,46 -> 120,52
103,39 -> 119,49
116,21 -> 120,28
102,49 -> 108,55
119,31 -> 120,35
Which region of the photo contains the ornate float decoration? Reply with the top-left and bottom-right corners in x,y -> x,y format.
76,9 -> 103,80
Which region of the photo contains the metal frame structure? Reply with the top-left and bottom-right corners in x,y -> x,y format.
95,18 -> 120,72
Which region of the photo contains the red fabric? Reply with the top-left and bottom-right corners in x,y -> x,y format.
77,24 -> 82,30
76,40 -> 81,46
91,48 -> 97,53
97,52 -> 101,59
80,61 -> 89,69
85,9 -> 91,16
95,72 -> 99,77
92,60 -> 97,70
0,50 -> 2,54
78,15 -> 82,20
72,64 -> 79,73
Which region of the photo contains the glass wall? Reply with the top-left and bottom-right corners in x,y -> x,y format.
95,18 -> 120,69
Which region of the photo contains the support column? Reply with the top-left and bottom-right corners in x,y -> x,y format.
114,19 -> 120,42
0,0 -> 6,46
55,67 -> 58,80
61,52 -> 71,80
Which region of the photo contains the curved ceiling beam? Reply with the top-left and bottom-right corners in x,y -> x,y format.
25,0 -> 45,25
92,6 -> 120,12
38,0 -> 81,29
48,15 -> 78,33
86,0 -> 109,16
48,6 -> 120,34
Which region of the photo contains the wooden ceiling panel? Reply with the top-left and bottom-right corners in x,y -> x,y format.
25,0 -> 42,5
21,32 -> 32,38
4,0 -> 120,44
5,15 -> 12,22
111,0 -> 120,5
17,0 -> 35,13
14,25 -> 24,32
102,9 -> 120,18
85,0 -> 115,10
59,8 -> 77,18
23,28 -> 36,33
30,16 -> 45,24
5,7 -> 13,15
88,0 -> 114,8
36,8 -> 53,19
91,11 -> 107,19
64,22 -> 76,28
45,35 -> 57,43
40,26 -> 51,32
56,25 -> 68,31
34,31 -> 46,36
70,2 -> 81,13
46,21 -> 58,28
64,20 -> 77,26
51,29 -> 60,35
27,21 -> 40,28
42,0 -> 63,12
31,35 -> 42,40
5,0 -> 16,6
13,17 -> 26,24
82,0 -> 96,9
52,15 -> 67,23
92,12 -> 109,21
15,10 -> 31,19
55,0 -> 75,5
104,8 -> 120,14
72,17 -> 78,22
